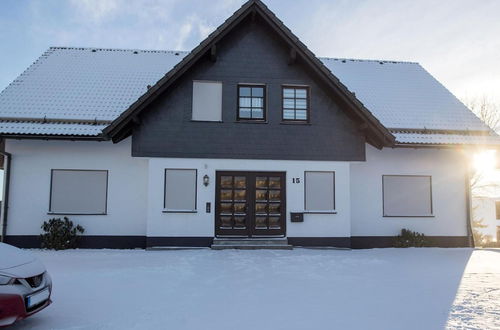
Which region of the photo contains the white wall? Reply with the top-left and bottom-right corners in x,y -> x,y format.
5,138 -> 148,236
5,138 -> 472,240
350,145 -> 469,237
146,158 -> 351,238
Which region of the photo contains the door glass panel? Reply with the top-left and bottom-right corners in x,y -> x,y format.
234,203 -> 246,214
255,203 -> 267,214
234,176 -> 246,188
220,189 -> 232,201
269,203 -> 281,214
221,176 -> 233,188
221,216 -> 232,228
220,203 -> 232,214
256,177 -> 268,188
269,217 -> 280,229
269,190 -> 280,201
256,190 -> 267,201
234,216 -> 246,228
255,216 -> 267,228
269,177 -> 281,188
234,189 -> 246,201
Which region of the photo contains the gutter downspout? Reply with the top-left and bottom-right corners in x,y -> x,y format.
0,149 -> 11,242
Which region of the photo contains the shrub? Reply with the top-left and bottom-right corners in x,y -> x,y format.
40,217 -> 85,250
393,228 -> 428,248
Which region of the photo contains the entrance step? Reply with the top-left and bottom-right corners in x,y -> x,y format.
211,238 -> 293,250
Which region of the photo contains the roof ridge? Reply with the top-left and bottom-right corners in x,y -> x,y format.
320,57 -> 419,65
49,46 -> 190,55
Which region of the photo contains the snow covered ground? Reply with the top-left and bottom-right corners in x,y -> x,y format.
10,248 -> 500,330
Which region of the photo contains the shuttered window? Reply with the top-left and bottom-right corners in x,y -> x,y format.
164,169 -> 197,212
49,170 -> 108,214
383,175 -> 433,217
305,171 -> 335,211
192,81 -> 223,121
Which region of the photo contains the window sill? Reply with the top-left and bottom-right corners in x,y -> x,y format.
383,215 -> 435,218
47,212 -> 107,216
280,121 -> 311,125
302,210 -> 337,214
162,209 -> 198,214
190,120 -> 223,123
234,120 -> 268,124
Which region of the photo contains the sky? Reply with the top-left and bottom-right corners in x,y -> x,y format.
0,0 -> 499,105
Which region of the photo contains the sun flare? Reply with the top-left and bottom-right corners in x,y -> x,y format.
473,150 -> 497,175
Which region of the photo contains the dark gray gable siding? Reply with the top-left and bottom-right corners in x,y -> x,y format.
132,18 -> 366,161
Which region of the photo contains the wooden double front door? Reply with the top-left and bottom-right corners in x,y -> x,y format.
215,171 -> 286,237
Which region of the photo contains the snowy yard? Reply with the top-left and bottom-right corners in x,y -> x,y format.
11,248 -> 500,330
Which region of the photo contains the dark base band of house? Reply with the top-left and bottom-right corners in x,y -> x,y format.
4,235 -> 471,249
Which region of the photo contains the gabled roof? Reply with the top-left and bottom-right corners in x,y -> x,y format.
0,0 -> 497,147
101,0 -> 395,148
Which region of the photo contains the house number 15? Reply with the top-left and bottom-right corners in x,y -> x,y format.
292,178 -> 301,184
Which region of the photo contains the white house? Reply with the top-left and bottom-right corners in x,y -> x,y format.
0,0 -> 499,249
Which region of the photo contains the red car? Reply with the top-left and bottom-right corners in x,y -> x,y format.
0,243 -> 52,327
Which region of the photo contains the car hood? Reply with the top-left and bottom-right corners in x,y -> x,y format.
0,242 -> 46,277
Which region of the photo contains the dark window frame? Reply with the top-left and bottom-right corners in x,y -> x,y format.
304,171 -> 336,214
382,175 -> 434,218
237,84 -> 267,122
282,85 -> 310,123
48,169 -> 109,215
163,168 -> 198,213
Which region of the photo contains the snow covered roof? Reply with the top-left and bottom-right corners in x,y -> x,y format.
321,58 -> 489,132
392,130 -> 500,146
0,120 -> 106,136
0,46 -> 495,145
0,47 -> 188,122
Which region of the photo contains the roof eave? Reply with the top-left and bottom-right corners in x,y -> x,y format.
0,133 -> 109,141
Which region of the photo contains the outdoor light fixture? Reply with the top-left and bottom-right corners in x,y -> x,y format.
203,174 -> 210,186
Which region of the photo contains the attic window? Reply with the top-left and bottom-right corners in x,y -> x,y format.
237,85 -> 266,121
282,86 -> 309,122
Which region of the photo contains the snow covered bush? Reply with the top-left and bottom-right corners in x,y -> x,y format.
393,228 -> 428,248
40,217 -> 85,250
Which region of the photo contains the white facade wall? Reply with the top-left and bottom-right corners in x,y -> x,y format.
146,158 -> 351,238
5,138 -> 148,236
4,139 -> 470,241
350,145 -> 469,237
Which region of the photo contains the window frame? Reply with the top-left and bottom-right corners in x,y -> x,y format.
495,201 -> 500,220
382,175 -> 434,218
48,169 -> 109,215
303,171 -> 336,214
163,168 -> 198,213
237,84 -> 267,122
282,85 -> 310,123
